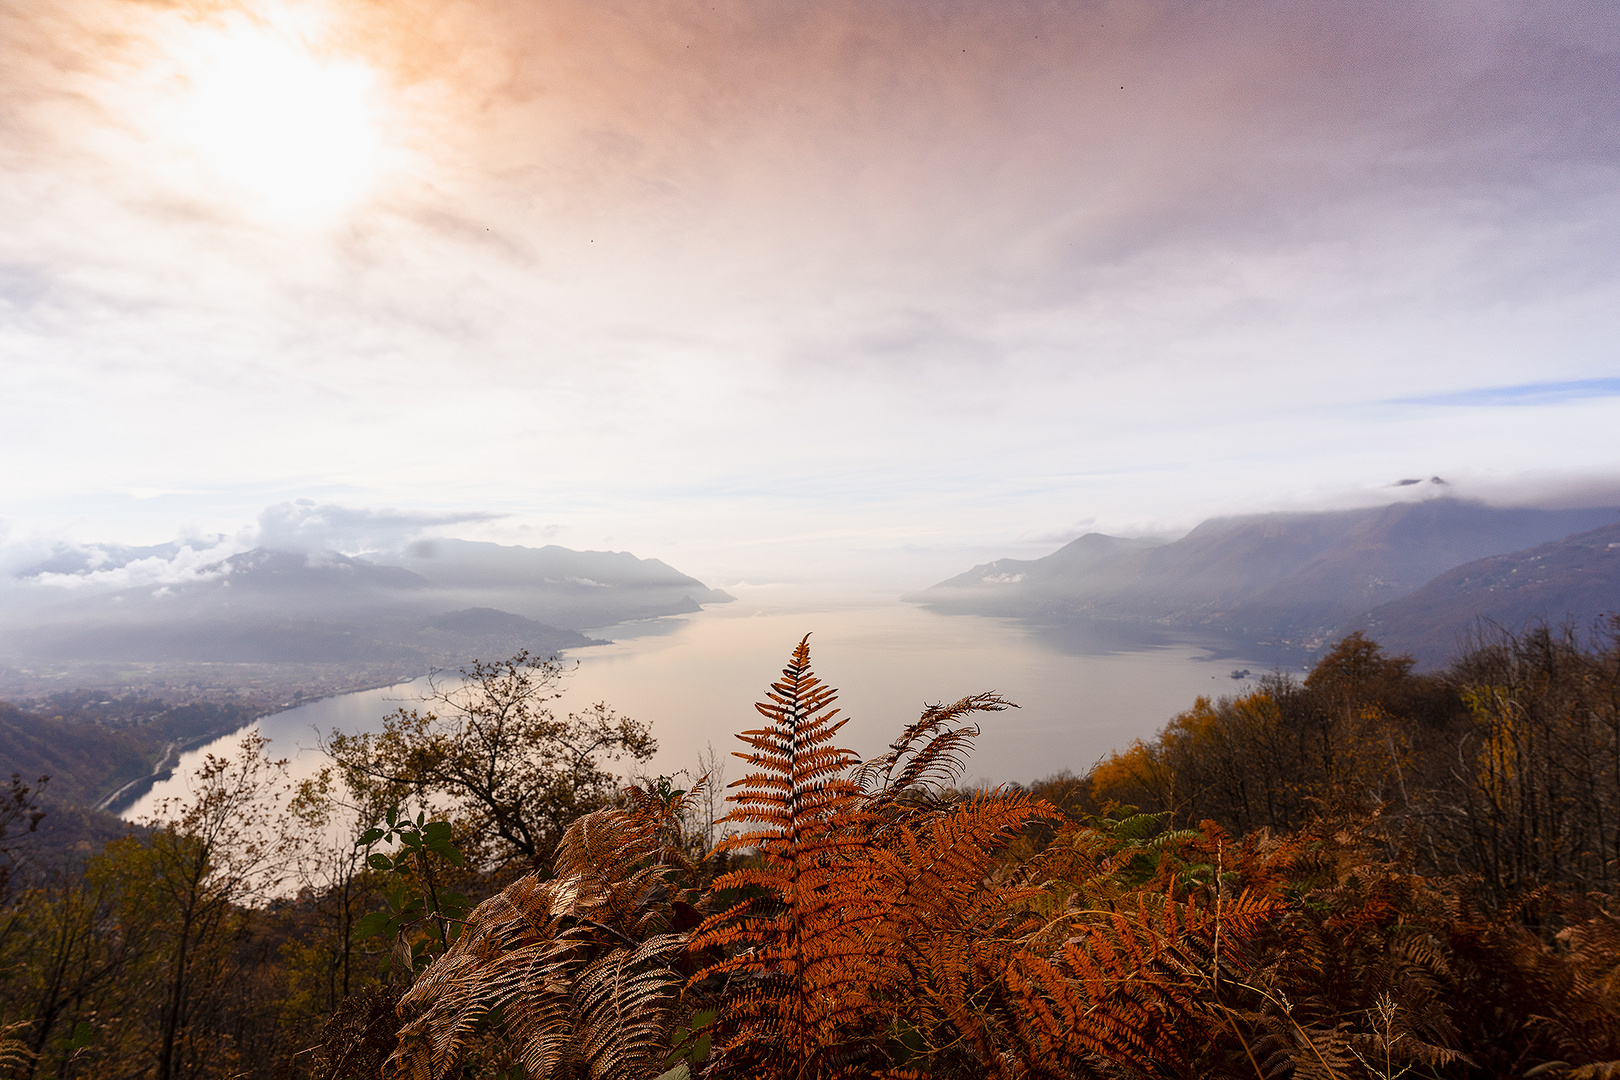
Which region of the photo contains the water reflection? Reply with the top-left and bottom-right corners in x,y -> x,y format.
1015,615 -> 1312,669
118,678 -> 432,822
122,585 -> 1277,821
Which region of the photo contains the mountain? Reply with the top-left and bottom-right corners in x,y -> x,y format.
1352,522 -> 1620,666
911,499 -> 1619,656
373,538 -> 733,627
206,548 -> 429,596
1,541 -> 730,674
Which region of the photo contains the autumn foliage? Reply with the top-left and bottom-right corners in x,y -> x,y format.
354,629 -> 1620,1079
6,623 -> 1620,1079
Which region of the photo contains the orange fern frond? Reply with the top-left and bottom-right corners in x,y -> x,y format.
692,637 -> 1054,1079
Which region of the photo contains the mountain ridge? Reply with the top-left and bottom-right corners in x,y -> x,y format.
1,539 -> 729,676
911,499 -> 1620,659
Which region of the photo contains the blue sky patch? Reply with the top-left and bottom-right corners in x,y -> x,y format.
1393,377 -> 1620,407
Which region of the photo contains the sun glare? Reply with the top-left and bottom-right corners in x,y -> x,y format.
163,15 -> 388,222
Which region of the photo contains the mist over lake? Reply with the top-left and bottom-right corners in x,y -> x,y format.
119,585 -> 1273,821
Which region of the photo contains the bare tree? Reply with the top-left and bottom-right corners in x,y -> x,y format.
285,766 -> 377,1012
131,731 -> 299,1080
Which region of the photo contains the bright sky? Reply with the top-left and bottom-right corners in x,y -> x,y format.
3,0 -> 1618,587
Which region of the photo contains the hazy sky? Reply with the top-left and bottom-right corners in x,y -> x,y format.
3,0 -> 1619,586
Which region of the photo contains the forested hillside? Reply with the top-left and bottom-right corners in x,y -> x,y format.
0,694 -> 257,808
3,626 -> 1619,1079
912,499 -> 1618,657
1355,521 -> 1620,665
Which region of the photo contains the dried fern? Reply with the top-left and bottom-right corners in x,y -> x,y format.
388,786 -> 704,1079
0,1021 -> 36,1079
852,691 -> 1014,802
690,635 -> 1288,1079
691,636 -> 890,1077
691,639 -> 1048,1076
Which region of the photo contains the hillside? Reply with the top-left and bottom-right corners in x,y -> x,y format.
911,499 -> 1619,655
1,540 -> 730,675
1353,522 -> 1620,666
0,694 -> 257,809
372,538 -> 733,627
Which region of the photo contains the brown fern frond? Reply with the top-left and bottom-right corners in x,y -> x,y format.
1568,1063 -> 1620,1080
720,638 -> 867,858
393,873 -> 582,1079
0,1022 -> 37,1076
570,933 -> 687,1078
390,794 -> 697,1080
1277,1024 -> 1355,1080
852,692 -> 1014,799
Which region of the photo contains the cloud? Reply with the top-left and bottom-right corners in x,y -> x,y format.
253,500 -> 504,554
12,536 -> 240,591
1,502 -> 506,598
1,0 -> 1618,577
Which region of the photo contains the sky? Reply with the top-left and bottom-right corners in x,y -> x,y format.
3,0 -> 1619,589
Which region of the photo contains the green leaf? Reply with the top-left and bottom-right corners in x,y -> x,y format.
427,839 -> 465,866
354,910 -> 393,940
68,1022 -> 94,1050
665,1008 -> 716,1067
357,827 -> 386,846
368,853 -> 395,872
422,820 -> 454,842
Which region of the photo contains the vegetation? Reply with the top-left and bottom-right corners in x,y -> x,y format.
0,694 -> 259,809
2,622 -> 1619,1078
325,653 -> 656,877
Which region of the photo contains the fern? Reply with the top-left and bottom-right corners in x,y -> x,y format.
690,637 -> 1055,1077
0,1021 -> 36,1077
387,787 -> 703,1079
691,635 -> 890,1076
688,635 -> 1289,1079
851,691 -> 1014,802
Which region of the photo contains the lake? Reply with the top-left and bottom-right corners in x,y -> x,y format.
120,586 -> 1282,820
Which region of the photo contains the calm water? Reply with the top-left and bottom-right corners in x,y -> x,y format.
121,586 -> 1277,820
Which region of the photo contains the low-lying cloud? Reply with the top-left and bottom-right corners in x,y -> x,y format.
254,501 -> 504,555
10,536 -> 239,592
3,501 -> 505,597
